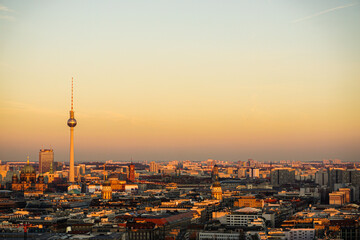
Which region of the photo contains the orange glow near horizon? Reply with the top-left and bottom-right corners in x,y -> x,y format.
0,1 -> 359,162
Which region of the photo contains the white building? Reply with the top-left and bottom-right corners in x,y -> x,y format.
87,184 -> 102,193
125,184 -> 138,193
212,212 -> 229,224
199,231 -> 241,240
315,170 -> 328,186
285,228 -> 315,240
226,207 -> 262,227
68,184 -> 81,193
249,168 -> 260,178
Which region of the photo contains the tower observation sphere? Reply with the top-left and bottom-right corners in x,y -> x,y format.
67,117 -> 77,127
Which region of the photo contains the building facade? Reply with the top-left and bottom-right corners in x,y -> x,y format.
39,148 -> 54,174
285,228 -> 315,240
234,196 -> 264,208
12,157 -> 47,192
270,168 -> 295,186
226,207 -> 262,227
101,180 -> 112,200
128,163 -> 135,182
199,231 -> 241,240
315,170 -> 329,186
150,161 -> 159,173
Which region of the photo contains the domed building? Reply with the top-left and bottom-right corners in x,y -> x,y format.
102,179 -> 112,200
107,173 -> 126,191
12,156 -> 47,192
211,178 -> 223,200
108,173 -> 119,182
210,165 -> 222,201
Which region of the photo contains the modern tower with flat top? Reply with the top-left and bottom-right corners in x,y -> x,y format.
39,148 -> 54,173
67,78 -> 77,183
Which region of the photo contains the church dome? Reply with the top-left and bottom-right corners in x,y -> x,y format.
108,173 -> 119,180
103,180 -> 111,186
21,156 -> 35,174
22,164 -> 35,174
212,181 -> 221,188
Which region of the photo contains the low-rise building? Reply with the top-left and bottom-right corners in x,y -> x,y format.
199,231 -> 241,240
285,228 -> 316,240
234,195 -> 264,208
226,207 -> 262,227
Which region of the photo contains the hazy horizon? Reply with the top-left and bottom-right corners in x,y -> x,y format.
1,0 -> 359,163
0,157 -> 351,164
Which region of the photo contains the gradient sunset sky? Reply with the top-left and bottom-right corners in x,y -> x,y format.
0,0 -> 359,163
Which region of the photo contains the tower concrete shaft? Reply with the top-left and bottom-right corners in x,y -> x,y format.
69,127 -> 75,182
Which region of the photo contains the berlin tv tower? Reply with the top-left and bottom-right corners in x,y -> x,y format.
67,77 -> 77,183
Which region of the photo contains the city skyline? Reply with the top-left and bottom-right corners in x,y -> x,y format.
1,0 -> 360,162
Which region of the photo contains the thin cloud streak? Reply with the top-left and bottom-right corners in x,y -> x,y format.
0,100 -> 63,116
0,4 -> 13,12
293,3 -> 358,23
0,4 -> 15,21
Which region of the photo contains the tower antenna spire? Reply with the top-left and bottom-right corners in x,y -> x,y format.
71,77 -> 74,110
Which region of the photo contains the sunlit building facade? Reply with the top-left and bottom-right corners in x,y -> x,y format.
39,148 -> 54,173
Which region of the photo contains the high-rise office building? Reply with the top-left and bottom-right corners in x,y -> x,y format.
315,170 -> 329,186
328,168 -> 344,191
79,164 -> 86,175
39,148 -> 54,173
327,168 -> 360,199
238,168 -> 247,178
249,168 -> 260,178
150,161 -> 159,173
270,168 -> 295,186
75,166 -> 81,180
342,169 -> 360,186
